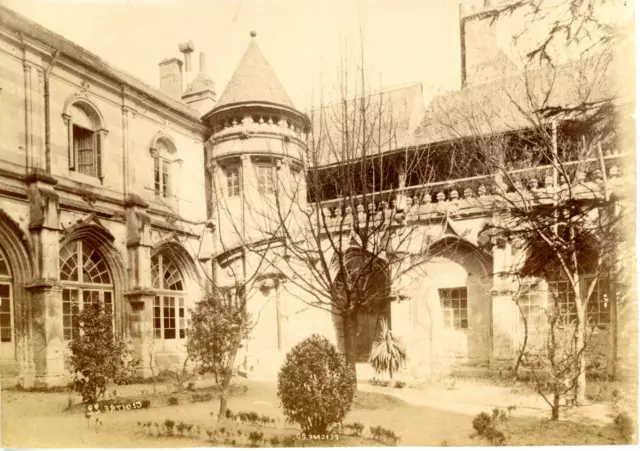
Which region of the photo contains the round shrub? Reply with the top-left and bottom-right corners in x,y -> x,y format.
277,334 -> 356,434
613,412 -> 635,443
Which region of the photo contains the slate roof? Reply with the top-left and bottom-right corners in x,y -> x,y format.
311,83 -> 425,166
183,71 -> 215,96
212,35 -> 295,111
416,44 -> 634,144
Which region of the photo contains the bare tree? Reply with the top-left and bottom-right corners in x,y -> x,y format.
222,45 -> 469,375
428,28 -> 632,414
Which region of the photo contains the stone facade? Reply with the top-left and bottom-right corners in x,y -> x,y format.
0,4 -> 634,386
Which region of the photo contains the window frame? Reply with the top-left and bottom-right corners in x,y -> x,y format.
548,275 -> 611,328
225,165 -> 242,197
64,101 -> 105,182
0,249 -> 13,346
256,163 -> 275,194
59,240 -> 114,341
151,253 -> 187,341
439,287 -> 469,330
153,154 -> 173,199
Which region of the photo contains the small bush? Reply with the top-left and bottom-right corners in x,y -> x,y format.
344,421 -> 364,436
163,418 -> 175,436
278,335 -> 356,434
68,305 -> 137,403
472,412 -> 492,435
191,393 -> 213,403
281,435 -> 296,447
248,431 -> 264,447
394,380 -> 406,389
472,409 -> 509,446
167,396 -> 179,406
613,412 -> 635,443
370,425 -> 400,445
14,383 -> 72,393
269,436 -> 280,446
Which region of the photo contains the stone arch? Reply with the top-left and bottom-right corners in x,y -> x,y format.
428,236 -> 492,277
0,209 -> 34,366
149,132 -> 178,156
151,239 -> 200,286
62,96 -> 107,132
330,248 -> 392,362
59,224 -> 127,335
413,235 -> 493,366
150,240 -> 201,353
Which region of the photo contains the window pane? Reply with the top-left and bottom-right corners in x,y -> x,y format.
74,125 -> 96,177
1,326 -> 10,342
162,160 -> 170,198
154,157 -> 160,193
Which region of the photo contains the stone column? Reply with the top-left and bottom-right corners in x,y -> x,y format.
124,194 -> 155,377
24,170 -> 65,386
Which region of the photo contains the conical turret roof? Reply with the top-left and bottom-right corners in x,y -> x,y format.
213,32 -> 295,111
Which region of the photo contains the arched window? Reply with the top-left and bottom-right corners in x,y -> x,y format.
63,100 -> 106,180
59,240 -> 114,340
0,247 -> 13,349
153,140 -> 173,198
151,253 -> 186,340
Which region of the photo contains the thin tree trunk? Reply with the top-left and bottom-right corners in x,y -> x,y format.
343,313 -> 357,378
217,334 -> 243,422
552,393 -> 560,421
514,304 -> 528,380
574,278 -> 587,405
575,315 -> 587,405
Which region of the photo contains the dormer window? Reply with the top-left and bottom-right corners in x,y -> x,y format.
226,166 -> 241,197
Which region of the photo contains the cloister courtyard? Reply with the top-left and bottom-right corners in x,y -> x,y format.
1,374 -> 636,447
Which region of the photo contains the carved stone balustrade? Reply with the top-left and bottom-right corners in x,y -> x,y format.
311,152 -> 631,229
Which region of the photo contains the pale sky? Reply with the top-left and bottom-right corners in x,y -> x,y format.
2,0 -> 633,111
2,0 -> 465,110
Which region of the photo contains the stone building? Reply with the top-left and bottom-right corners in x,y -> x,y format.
0,1 -> 635,386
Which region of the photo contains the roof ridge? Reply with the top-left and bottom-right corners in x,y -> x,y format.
307,82 -> 423,113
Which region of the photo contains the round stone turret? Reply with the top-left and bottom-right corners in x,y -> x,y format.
203,32 -> 309,252
202,31 -> 310,163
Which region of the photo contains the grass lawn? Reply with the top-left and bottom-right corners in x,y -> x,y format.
1,378 -> 634,447
503,417 -> 631,446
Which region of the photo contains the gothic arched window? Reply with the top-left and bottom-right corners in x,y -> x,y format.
0,247 -> 14,349
151,253 -> 186,340
59,240 -> 114,340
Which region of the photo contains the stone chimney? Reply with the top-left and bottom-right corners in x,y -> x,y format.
179,40 -> 195,90
181,51 -> 216,116
158,58 -> 183,100
459,0 -> 514,88
199,52 -> 207,72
